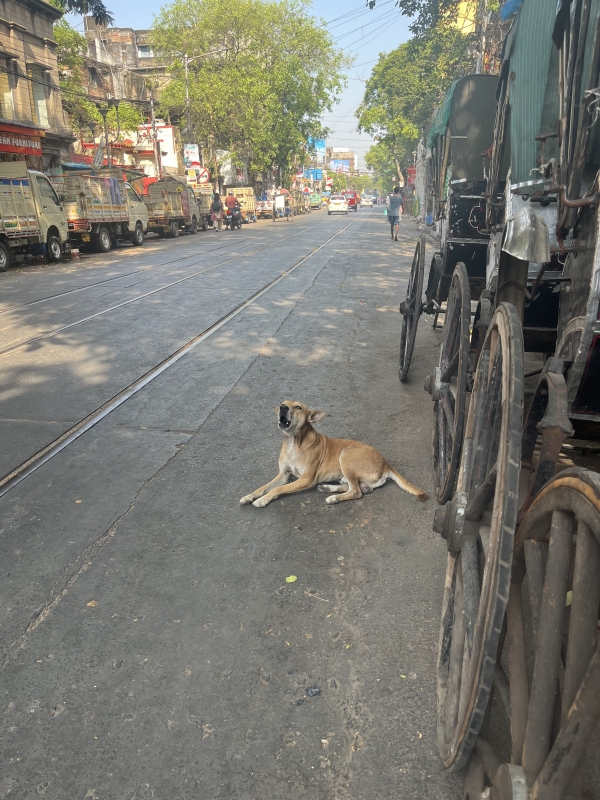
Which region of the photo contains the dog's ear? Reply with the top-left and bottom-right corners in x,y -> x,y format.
308,409 -> 328,423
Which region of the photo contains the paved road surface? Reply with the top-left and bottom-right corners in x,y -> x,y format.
0,211 -> 462,799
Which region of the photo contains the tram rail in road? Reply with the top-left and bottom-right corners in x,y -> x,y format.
0,214 -> 365,500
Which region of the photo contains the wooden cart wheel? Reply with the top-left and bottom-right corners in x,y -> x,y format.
398,235 -> 425,382
463,467 -> 600,800
431,262 -> 471,504
435,302 -> 524,772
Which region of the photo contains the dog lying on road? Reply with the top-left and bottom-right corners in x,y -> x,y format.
240,400 -> 428,507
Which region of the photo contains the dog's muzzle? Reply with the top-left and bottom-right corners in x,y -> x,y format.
279,406 -> 291,429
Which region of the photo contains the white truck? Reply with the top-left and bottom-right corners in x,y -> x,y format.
50,171 -> 149,253
0,162 -> 69,270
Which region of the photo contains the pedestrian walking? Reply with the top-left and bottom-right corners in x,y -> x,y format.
211,193 -> 224,231
387,187 -> 403,241
284,196 -> 293,222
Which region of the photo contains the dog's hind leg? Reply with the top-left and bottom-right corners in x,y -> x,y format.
317,480 -> 348,494
324,465 -> 362,505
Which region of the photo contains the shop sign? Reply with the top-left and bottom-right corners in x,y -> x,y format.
407,167 -> 416,187
0,130 -> 42,156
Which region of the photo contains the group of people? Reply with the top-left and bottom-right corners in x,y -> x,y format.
210,191 -> 241,231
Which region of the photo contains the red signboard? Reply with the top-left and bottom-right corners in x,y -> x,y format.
0,124 -> 43,156
407,166 -> 416,187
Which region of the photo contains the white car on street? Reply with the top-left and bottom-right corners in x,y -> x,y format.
328,195 -> 348,215
361,195 -> 374,207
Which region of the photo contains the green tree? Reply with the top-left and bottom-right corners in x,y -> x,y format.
151,0 -> 348,181
52,0 -> 114,26
365,1 -> 463,37
357,25 -> 469,185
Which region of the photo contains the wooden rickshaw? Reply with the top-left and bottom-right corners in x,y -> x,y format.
399,74 -> 499,502
425,1 -> 600,798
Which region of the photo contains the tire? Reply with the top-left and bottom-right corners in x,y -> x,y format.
399,236 -> 425,382
131,222 -> 144,247
201,216 -> 208,231
46,235 -> 62,262
0,241 -> 9,272
189,216 -> 198,234
94,225 -> 112,253
429,263 -> 470,504
168,220 -> 179,238
328,211 -> 331,216
435,303 -> 524,772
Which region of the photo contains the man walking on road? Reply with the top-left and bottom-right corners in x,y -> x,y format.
387,186 -> 403,241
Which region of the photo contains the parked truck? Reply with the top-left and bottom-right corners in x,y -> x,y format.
224,186 -> 257,223
50,171 -> 149,253
142,177 -> 202,238
0,162 -> 69,270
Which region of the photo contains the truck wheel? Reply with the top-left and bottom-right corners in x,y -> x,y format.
168,220 -> 179,238
189,216 -> 198,234
94,226 -> 112,253
131,222 -> 144,247
47,235 -> 62,262
201,216 -> 208,231
0,241 -> 9,272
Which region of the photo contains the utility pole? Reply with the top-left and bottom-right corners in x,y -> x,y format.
97,106 -> 110,168
150,90 -> 161,178
185,54 -> 190,139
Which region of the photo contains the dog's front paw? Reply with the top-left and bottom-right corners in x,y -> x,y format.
252,496 -> 270,508
325,495 -> 340,505
240,494 -> 256,505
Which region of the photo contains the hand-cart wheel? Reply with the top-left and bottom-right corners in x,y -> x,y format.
430,262 -> 471,504
435,302 -> 524,772
398,235 -> 425,382
464,467 -> 600,800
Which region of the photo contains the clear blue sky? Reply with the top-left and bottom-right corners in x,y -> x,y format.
67,0 -> 413,170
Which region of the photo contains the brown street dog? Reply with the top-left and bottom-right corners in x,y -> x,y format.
240,400 -> 428,508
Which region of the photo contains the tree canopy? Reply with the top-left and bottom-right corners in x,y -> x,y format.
151,0 -> 348,181
51,0 -> 114,26
357,24 -> 469,190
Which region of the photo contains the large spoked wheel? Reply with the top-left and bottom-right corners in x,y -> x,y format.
431,262 -> 471,504
463,467 -> 600,800
398,235 -> 425,382
435,302 -> 524,772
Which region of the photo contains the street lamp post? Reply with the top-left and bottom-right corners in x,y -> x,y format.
97,106 -> 110,167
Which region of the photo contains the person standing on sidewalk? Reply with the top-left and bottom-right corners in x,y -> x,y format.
387,186 -> 403,241
212,193 -> 224,231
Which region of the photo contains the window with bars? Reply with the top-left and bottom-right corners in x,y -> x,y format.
27,66 -> 49,128
0,60 -> 14,121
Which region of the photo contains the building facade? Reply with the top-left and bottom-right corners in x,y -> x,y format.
0,0 -> 73,168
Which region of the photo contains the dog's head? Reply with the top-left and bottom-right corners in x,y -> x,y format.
277,401 -> 327,435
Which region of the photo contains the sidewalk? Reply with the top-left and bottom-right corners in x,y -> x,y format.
1,213 -> 462,800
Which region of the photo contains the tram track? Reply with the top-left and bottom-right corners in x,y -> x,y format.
0,217 -> 345,358
0,215 -> 362,499
0,216 -> 333,317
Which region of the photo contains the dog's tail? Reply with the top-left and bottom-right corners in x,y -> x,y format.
387,467 -> 428,502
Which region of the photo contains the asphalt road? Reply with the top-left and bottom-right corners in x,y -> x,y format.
0,210 -> 462,800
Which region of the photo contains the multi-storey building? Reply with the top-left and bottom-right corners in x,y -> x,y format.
0,0 -> 73,168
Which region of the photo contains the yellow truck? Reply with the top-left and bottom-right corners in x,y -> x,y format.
143,177 -> 202,238
0,162 -> 69,270
225,186 -> 257,223
50,171 -> 149,253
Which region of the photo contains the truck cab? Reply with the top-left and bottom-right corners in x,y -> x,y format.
0,163 -> 69,269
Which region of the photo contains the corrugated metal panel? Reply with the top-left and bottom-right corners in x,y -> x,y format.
507,0 -> 559,183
